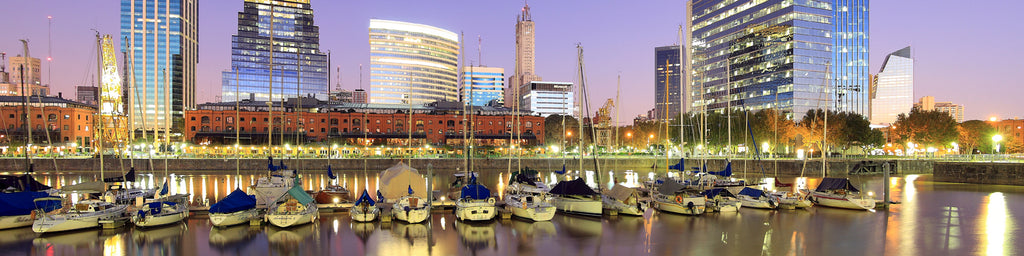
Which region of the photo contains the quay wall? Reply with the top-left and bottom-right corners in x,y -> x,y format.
1,157 -> 934,176
933,162 -> 1024,186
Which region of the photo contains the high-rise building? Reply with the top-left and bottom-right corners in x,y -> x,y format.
655,45 -> 684,120
221,0 -> 330,103
521,81 -> 573,117
507,3 -> 543,109
461,66 -> 505,106
77,86 -> 99,106
121,0 -> 198,132
687,0 -> 870,119
2,56 -> 50,96
915,96 -> 965,122
368,19 -> 459,105
352,89 -> 368,104
870,46 -> 913,125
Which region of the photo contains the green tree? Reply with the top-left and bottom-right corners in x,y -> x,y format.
957,120 -> 994,153
750,109 -> 796,154
892,107 -> 959,148
544,114 -> 578,148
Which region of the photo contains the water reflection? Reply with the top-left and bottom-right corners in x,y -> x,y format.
2,173 -> 1022,255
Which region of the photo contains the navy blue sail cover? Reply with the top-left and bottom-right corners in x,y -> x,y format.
668,158 -> 685,170
0,174 -> 51,191
356,190 -> 376,207
549,178 -> 599,196
460,184 -> 491,200
701,188 -> 735,199
0,191 -> 60,216
209,188 -> 256,214
738,187 -> 765,198
815,177 -> 861,192
327,165 -> 337,179
708,162 -> 733,177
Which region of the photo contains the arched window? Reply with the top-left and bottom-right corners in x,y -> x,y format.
201,116 -> 210,123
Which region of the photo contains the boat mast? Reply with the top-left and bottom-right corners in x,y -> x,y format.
94,34 -> 105,181
19,40 -> 33,173
267,3 -> 274,156
822,62 -> 831,177
235,67 -> 241,187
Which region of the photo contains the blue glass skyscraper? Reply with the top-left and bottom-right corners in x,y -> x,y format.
121,0 -> 198,132
687,0 -> 869,118
221,0 -> 329,102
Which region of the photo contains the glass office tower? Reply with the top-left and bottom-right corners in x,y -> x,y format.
368,19 -> 459,105
460,66 -> 505,106
121,0 -> 198,132
870,46 -> 913,125
687,0 -> 868,118
655,45 -> 684,120
221,0 -> 330,102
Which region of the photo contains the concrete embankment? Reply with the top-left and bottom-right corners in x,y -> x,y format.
934,162 -> 1024,186
1,157 -> 935,176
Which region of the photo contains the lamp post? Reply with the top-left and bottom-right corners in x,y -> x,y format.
626,132 -> 632,153
648,133 -> 654,154
993,134 -> 1003,154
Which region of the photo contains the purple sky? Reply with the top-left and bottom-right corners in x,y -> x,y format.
1,0 -> 1021,123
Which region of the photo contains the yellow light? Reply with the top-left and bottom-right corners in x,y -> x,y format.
993,135 -> 1003,143
990,117 -> 998,122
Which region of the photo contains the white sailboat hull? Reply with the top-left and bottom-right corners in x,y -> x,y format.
350,205 -> 379,222
210,209 -> 259,227
601,195 -> 643,216
0,215 -> 34,230
33,205 -> 128,233
267,209 -> 318,228
771,192 -> 813,209
811,192 -> 875,210
504,194 -> 555,222
654,197 -> 706,216
455,199 -> 497,221
393,208 -> 429,223
132,209 -> 189,228
550,196 -> 602,216
739,196 -> 777,209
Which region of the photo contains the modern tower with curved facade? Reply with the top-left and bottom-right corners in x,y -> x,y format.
870,46 -> 913,125
369,19 -> 460,105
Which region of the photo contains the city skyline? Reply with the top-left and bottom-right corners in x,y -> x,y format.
1,1 -> 1022,123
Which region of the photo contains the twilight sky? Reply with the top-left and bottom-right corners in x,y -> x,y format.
1,0 -> 1021,123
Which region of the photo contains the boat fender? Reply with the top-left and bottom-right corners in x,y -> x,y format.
522,202 -> 528,210
30,210 -> 36,220
687,201 -> 694,208
675,195 -> 684,204
404,206 -> 411,212
487,197 -> 495,205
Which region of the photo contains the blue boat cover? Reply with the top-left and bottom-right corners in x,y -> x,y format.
159,179 -> 169,196
668,158 -> 685,170
815,177 -> 860,193
355,190 -> 376,207
0,174 -> 51,191
738,187 -> 765,198
549,178 -> 598,196
701,188 -> 735,199
407,185 -> 414,195
287,184 -> 315,205
708,162 -> 732,177
0,191 -> 59,216
209,188 -> 256,214
460,184 -> 491,200
327,165 -> 337,180
103,167 -> 137,183
555,164 -> 566,175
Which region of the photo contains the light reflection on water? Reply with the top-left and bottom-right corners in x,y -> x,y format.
4,170 -> 1024,255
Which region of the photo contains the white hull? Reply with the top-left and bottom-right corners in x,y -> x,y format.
0,214 -> 34,230
550,196 -> 602,216
267,210 -> 318,228
132,210 -> 189,228
771,192 -> 813,209
33,205 -> 128,233
455,199 -> 497,221
707,199 -> 741,213
504,194 -> 555,222
210,209 -> 259,227
393,208 -> 429,223
653,196 -> 706,216
601,195 -> 643,216
350,206 -> 379,222
811,192 -> 875,210
739,196 -> 777,209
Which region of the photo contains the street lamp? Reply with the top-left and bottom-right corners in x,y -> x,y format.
993,134 -> 1003,153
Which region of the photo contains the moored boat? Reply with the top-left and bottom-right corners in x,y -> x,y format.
770,190 -> 812,209
504,192 -> 556,222
810,177 -> 876,210
602,184 -> 644,216
0,191 -> 61,230
350,190 -> 379,222
652,179 -> 705,216
455,174 -> 497,221
266,183 -> 319,228
314,166 -> 352,205
379,162 -> 430,223
737,187 -> 778,209
131,183 -> 190,228
701,188 -> 741,212
32,199 -> 127,233
548,178 -> 602,216
209,188 -> 259,227
252,158 -> 297,209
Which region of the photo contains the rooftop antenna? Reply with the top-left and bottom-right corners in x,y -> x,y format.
1,52 -> 6,73
48,16 -> 53,90
477,35 -> 482,67
358,64 -> 363,90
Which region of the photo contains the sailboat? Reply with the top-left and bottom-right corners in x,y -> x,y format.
265,179 -> 319,228
350,190 -> 378,222
504,169 -> 556,222
809,177 -> 875,210
0,190 -> 60,229
209,189 -> 259,227
769,189 -> 813,209
737,187 -> 778,209
455,173 -> 496,221
379,162 -> 429,223
548,178 -> 602,216
701,188 -> 741,212
652,179 -> 705,216
130,181 -> 189,227
601,184 -> 643,216
314,166 -> 351,205
251,157 -> 297,209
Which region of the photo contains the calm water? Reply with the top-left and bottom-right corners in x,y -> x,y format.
5,167 -> 1024,256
